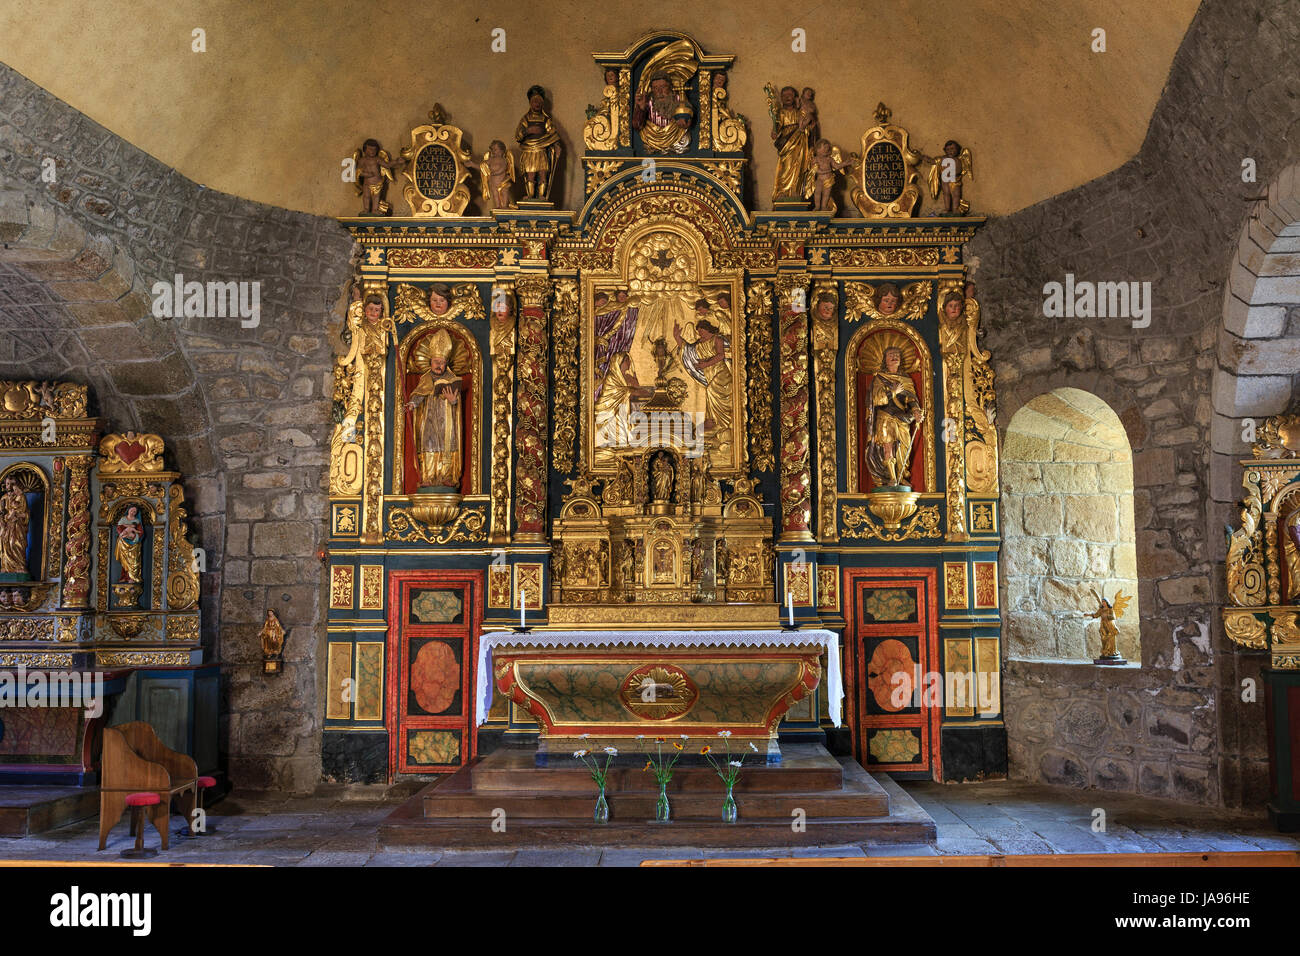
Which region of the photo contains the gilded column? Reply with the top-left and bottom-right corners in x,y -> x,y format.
514,274 -> 552,541
359,278 -> 392,545
962,291 -> 999,496
776,273 -> 813,543
811,281 -> 839,543
938,278 -> 969,542
61,454 -> 94,608
551,278 -> 580,475
489,286 -> 517,543
745,281 -> 775,473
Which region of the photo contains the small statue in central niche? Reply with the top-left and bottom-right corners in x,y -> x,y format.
515,85 -> 562,200
866,346 -> 924,488
634,72 -> 693,155
652,453 -> 674,502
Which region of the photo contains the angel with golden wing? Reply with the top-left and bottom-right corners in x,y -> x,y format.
925,139 -> 973,215
393,282 -> 486,326
478,140 -> 517,210
353,139 -> 404,216
1088,587 -> 1131,661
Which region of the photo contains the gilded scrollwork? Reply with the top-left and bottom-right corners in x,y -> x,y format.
826,248 -> 939,268
937,278 -> 968,541
1225,470 -> 1266,607
165,484 -> 200,610
552,279 -> 581,475
745,282 -> 775,473
387,506 -> 488,544
514,275 -> 552,539
842,503 -> 942,541
1223,609 -> 1267,650
585,160 -> 625,196
0,381 -> 87,420
388,248 -> 498,270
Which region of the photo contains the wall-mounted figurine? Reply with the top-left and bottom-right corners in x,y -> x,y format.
352,139 -> 404,216
1088,588 -> 1130,664
765,83 -> 813,201
261,609 -> 286,675
516,85 -> 562,201
926,139 -> 973,215
479,140 -> 516,210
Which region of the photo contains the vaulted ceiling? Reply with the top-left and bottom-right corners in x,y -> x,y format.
0,0 -> 1199,217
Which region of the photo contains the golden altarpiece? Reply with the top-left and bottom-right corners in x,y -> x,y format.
0,382 -> 217,784
327,33 -> 1003,784
1223,416 -> 1300,829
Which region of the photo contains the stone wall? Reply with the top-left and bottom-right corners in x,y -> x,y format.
1002,388 -> 1140,662
970,0 -> 1300,806
0,62 -> 355,791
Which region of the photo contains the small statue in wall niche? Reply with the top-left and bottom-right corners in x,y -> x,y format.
805,139 -> 855,214
652,453 -> 675,502
515,85 -> 562,200
478,140 -> 517,210
352,139 -> 404,216
114,505 -> 145,584
925,139 -> 973,215
0,475 -> 31,578
260,608 -> 286,675
1088,588 -> 1130,664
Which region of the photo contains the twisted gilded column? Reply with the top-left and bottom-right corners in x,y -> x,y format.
61,454 -> 94,608
776,273 -> 813,543
489,284 -> 517,543
811,281 -> 839,543
513,274 -> 552,540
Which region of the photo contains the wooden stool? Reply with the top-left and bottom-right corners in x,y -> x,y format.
179,775 -> 219,837
121,792 -> 161,859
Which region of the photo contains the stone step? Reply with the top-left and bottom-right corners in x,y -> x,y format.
0,786 -> 99,837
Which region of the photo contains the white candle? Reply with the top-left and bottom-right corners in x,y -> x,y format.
787,591 -> 794,626
520,590 -> 526,629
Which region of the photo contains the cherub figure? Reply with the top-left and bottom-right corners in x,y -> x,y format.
804,138 -> 854,213
1088,587 -> 1131,661
926,139 -> 973,215
478,139 -> 516,210
353,139 -> 404,216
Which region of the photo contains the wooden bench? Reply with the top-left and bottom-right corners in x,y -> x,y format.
97,722 -> 198,852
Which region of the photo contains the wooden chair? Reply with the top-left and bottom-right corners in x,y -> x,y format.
98,722 -> 198,852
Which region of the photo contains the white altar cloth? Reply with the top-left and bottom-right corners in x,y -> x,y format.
476,628 -> 842,729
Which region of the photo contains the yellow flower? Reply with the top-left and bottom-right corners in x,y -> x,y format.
655,736 -> 667,743
700,745 -> 712,755
643,759 -> 654,771
672,741 -> 683,751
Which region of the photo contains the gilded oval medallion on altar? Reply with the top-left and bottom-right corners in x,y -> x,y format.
618,663 -> 699,720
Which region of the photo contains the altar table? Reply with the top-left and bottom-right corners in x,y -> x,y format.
476,629 -> 842,757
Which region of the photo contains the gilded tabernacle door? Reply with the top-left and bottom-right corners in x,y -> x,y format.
584,222 -> 746,478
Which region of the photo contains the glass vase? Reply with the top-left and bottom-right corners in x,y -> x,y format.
655,782 -> 670,823
722,783 -> 737,823
594,786 -> 609,824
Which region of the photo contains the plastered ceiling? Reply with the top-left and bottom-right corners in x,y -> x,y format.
0,0 -> 1199,218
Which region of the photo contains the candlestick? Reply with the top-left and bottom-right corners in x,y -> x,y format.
787,591 -> 794,627
520,590 -> 526,629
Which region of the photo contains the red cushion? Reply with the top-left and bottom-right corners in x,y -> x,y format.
124,792 -> 160,807
197,776 -> 217,789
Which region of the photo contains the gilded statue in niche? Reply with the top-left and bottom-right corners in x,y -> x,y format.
114,505 -> 144,584
1284,504 -> 1300,602
406,330 -> 464,490
0,474 -> 31,578
632,41 -> 697,155
866,346 -> 925,489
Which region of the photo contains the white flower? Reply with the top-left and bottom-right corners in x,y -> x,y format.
748,742 -> 759,752
578,733 -> 590,739
679,734 -> 689,740
729,760 -> 742,768
717,730 -> 732,737
604,746 -> 618,755
635,734 -> 645,740
573,749 -> 589,758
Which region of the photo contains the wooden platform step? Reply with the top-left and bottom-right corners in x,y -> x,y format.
0,786 -> 99,837
379,745 -> 935,849
471,743 -> 846,794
